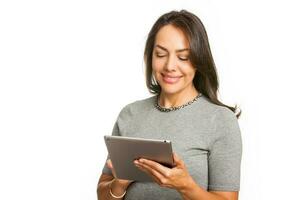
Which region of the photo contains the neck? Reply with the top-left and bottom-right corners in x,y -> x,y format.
158,86 -> 199,108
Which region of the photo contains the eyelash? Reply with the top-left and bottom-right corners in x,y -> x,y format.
156,54 -> 189,61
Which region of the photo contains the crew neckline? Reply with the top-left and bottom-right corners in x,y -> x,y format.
153,93 -> 203,113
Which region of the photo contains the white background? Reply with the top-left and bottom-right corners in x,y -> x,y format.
1,0 -> 300,199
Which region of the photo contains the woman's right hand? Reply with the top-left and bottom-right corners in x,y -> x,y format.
106,159 -> 134,186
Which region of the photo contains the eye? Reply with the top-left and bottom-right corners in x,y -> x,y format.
156,53 -> 166,58
178,56 -> 189,61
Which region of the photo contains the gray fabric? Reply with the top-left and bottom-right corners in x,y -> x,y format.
102,95 -> 242,199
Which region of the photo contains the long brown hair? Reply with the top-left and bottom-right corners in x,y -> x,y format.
144,10 -> 241,118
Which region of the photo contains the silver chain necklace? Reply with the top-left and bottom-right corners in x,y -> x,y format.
155,93 -> 203,112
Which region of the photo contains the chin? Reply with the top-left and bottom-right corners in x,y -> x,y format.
160,86 -> 183,95
157,78 -> 186,95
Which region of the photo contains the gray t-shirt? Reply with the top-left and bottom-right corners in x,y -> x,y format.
102,95 -> 242,199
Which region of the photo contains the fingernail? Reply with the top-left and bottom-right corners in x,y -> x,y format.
135,163 -> 140,168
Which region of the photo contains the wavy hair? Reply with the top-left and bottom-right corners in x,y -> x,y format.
144,10 -> 241,118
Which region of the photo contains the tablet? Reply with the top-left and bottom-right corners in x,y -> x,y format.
104,135 -> 174,182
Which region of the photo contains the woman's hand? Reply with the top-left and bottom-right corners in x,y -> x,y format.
133,153 -> 195,192
106,159 -> 134,186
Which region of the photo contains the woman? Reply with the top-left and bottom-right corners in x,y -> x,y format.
97,10 -> 242,200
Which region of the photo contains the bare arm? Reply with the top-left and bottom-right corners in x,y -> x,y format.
179,179 -> 238,200
134,154 -> 239,200
97,160 -> 133,200
97,173 -> 132,200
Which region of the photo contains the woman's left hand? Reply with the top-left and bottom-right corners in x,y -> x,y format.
134,153 -> 195,191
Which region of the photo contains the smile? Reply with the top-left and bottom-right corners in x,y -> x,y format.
161,74 -> 182,84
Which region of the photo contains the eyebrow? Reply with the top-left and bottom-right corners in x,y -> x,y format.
155,44 -> 190,53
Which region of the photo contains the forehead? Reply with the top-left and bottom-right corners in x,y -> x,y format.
154,25 -> 190,50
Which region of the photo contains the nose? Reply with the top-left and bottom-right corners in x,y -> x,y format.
164,54 -> 177,72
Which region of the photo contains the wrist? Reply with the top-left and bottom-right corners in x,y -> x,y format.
109,179 -> 128,199
113,179 -> 132,189
178,176 -> 198,195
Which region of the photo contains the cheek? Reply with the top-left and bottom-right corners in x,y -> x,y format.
151,62 -> 160,78
152,57 -> 165,70
189,70 -> 196,78
184,68 -> 196,81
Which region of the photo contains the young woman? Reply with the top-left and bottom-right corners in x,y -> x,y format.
97,10 -> 242,200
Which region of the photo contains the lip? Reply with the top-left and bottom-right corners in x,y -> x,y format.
161,73 -> 182,84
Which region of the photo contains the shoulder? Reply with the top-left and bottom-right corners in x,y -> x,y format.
204,103 -> 242,151
196,95 -> 239,132
192,95 -> 236,120
213,106 -> 238,125
210,104 -> 241,141
117,95 -> 157,119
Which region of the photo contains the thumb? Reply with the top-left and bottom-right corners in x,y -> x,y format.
106,159 -> 113,169
106,159 -> 117,178
173,152 -> 184,166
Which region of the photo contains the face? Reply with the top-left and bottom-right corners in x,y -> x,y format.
152,24 -> 197,96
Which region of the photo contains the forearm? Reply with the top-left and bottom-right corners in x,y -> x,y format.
179,179 -> 227,200
97,179 -> 130,200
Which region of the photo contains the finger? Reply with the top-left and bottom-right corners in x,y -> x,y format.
137,163 -> 173,188
135,162 -> 166,186
139,159 -> 169,177
137,162 -> 165,180
135,164 -> 161,183
173,153 -> 184,167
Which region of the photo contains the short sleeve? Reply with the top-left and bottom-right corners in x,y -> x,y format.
101,119 -> 121,175
208,107 -> 243,191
